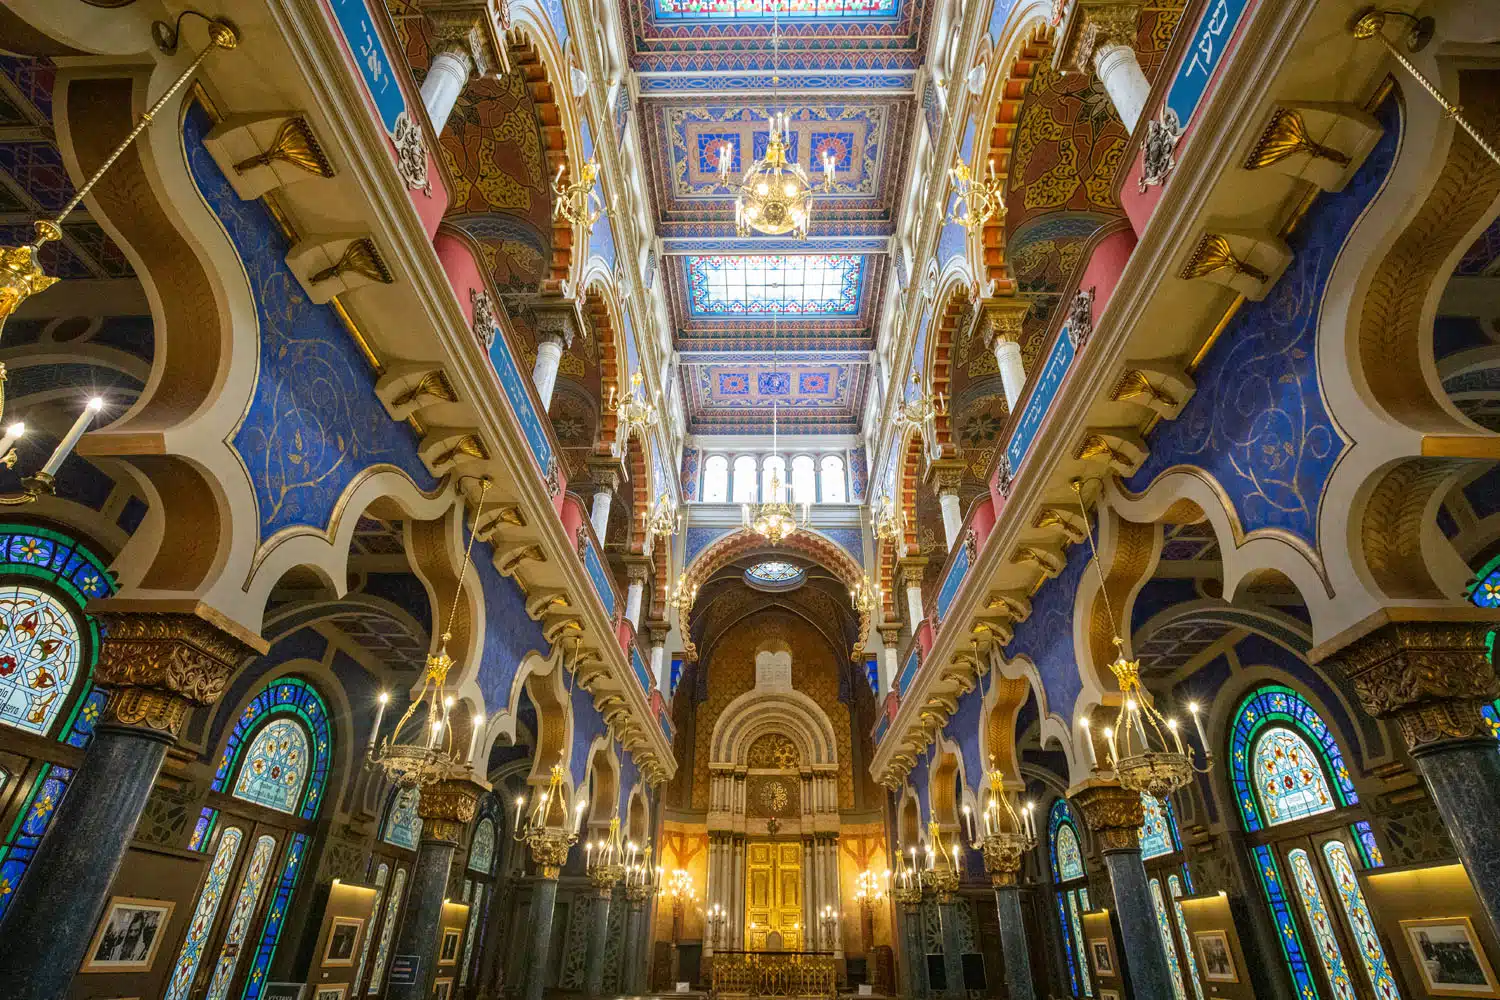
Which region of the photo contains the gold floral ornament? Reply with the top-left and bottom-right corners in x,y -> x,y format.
1244,108 -> 1351,171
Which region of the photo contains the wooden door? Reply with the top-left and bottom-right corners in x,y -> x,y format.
745,841 -> 803,950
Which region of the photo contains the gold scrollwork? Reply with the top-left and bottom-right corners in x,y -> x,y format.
233,116 -> 336,178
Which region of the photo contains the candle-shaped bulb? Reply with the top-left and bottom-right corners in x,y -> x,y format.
40,397 -> 105,477
0,421 -> 24,457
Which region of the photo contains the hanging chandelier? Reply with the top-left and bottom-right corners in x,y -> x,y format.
895,370 -> 946,437
0,14 -> 237,505
946,157 -> 1007,233
368,479 -> 492,787
966,762 -> 1036,879
869,492 -> 905,547
552,157 -> 605,237
608,371 -> 658,455
1071,479 -> 1212,800
742,404 -> 808,545
713,3 -> 833,240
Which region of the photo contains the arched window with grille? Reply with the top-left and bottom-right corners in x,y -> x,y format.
702,455 -> 730,502
820,455 -> 847,502
167,675 -> 331,1000
790,455 -> 817,505
0,523 -> 115,922
1229,684 -> 1400,1000
732,456 -> 758,503
459,809 -> 500,988
1049,799 -> 1092,998
1138,793 -> 1200,1000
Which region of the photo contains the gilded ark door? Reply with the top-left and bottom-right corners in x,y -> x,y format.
745,840 -> 802,951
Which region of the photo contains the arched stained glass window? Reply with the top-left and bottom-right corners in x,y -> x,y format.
0,585 -> 82,737
213,676 -> 332,820
1140,793 -> 1179,860
1482,697 -> 1500,738
469,818 -> 496,873
791,455 -> 817,504
384,787 -> 422,850
1149,877 -> 1189,1000
1323,840 -> 1401,998
732,456 -> 758,502
352,863 -> 389,992
1169,875 -> 1206,1000
232,718 -> 310,814
702,456 -> 729,502
1468,554 -> 1500,607
367,867 -> 408,993
1288,848 -> 1358,1000
204,834 -> 278,1000
166,827 -> 244,1000
1049,799 -> 1083,881
820,455 -> 846,503
1229,685 -> 1356,832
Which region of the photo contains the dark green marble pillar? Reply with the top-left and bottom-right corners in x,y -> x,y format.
584,884 -> 615,996
622,895 -> 646,994
389,778 -> 481,1000
525,875 -> 561,1000
936,895 -> 966,1000
898,900 -> 927,998
993,883 -> 1035,1000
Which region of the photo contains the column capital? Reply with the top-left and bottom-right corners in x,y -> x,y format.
1057,1 -> 1142,74
898,557 -> 928,590
587,457 -> 625,495
980,296 -> 1030,346
527,828 -> 575,878
419,0 -> 510,77
1071,779 -> 1143,852
1318,612 -> 1500,750
625,558 -> 653,585
880,627 -> 903,647
925,458 -> 967,496
92,606 -> 266,738
646,624 -> 670,648
530,296 -> 581,350
418,776 -> 485,843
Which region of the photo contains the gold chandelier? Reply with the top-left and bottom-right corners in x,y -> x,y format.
368,479 -> 492,787
713,1 -> 833,240
947,157 -> 1007,233
643,491 -> 679,539
0,14 -> 236,505
1072,479 -> 1212,799
742,402 -> 808,545
895,370 -> 946,434
608,371 -> 658,452
966,763 -> 1036,879
552,157 -> 604,236
869,492 -> 905,547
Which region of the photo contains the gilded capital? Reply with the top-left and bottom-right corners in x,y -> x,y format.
981,297 -> 1030,346
528,827 -> 576,878
1072,781 -> 1143,853
418,777 -> 484,843
93,610 -> 262,737
1059,1 -> 1142,75
927,459 -> 966,497
1322,618 -> 1500,750
898,558 -> 928,592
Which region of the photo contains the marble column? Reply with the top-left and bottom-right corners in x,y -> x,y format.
624,885 -> 651,993
992,336 -> 1026,411
900,560 -> 927,632
936,889 -> 966,1000
897,898 -> 928,998
1073,781 -> 1173,998
1060,4 -> 1147,134
530,304 -> 579,411
389,778 -> 482,1000
981,837 -> 1034,1000
0,613 -> 256,1000
649,629 -> 669,693
417,16 -> 497,134
1326,619 -> 1500,939
880,627 -> 901,699
584,883 -> 616,996
625,561 -> 650,631
525,875 -> 561,1000
930,460 -> 966,551
591,489 -> 613,541
533,335 -> 567,410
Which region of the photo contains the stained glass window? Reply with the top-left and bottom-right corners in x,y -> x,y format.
205,833 -> 277,1000
166,827 -> 244,1000
1056,825 -> 1083,882
352,864 -> 389,992
243,832 -> 308,1000
1140,793 -> 1179,860
1468,554 -> 1500,607
1169,875 -> 1206,1000
0,763 -> 72,919
383,787 -> 422,850
1055,892 -> 1080,996
654,0 -> 899,21
1288,847 -> 1358,1000
1067,890 -> 1093,997
213,677 -> 331,820
686,255 -> 863,317
0,584 -> 82,736
469,818 -> 496,873
1483,698 -> 1500,738
1323,840 -> 1401,999
232,718 -> 311,814
1351,821 -> 1384,869
1150,877 -> 1189,1000
1230,685 -> 1356,832
1251,845 -> 1320,1000
461,880 -> 486,986
367,867 -> 408,993
189,807 -> 219,853
1049,799 -> 1084,882
745,561 -> 804,586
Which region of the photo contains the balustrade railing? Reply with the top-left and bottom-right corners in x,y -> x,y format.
708,951 -> 837,999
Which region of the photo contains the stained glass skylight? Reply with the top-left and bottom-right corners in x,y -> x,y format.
745,560 -> 806,590
655,0 -> 898,21
687,255 -> 862,317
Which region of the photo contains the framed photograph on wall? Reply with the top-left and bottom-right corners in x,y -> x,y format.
313,987 -> 347,1000
1194,929 -> 1240,983
81,897 -> 176,973
432,977 -> 454,1000
438,927 -> 462,965
1401,917 -> 1500,997
322,916 -> 364,967
1088,937 -> 1115,976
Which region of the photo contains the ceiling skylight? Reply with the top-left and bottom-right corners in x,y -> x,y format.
654,0 -> 898,20
687,254 -> 863,317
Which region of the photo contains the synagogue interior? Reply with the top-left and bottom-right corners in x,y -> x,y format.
2,0 -> 1500,999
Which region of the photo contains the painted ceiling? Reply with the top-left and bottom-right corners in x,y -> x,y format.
628,0 -> 927,434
